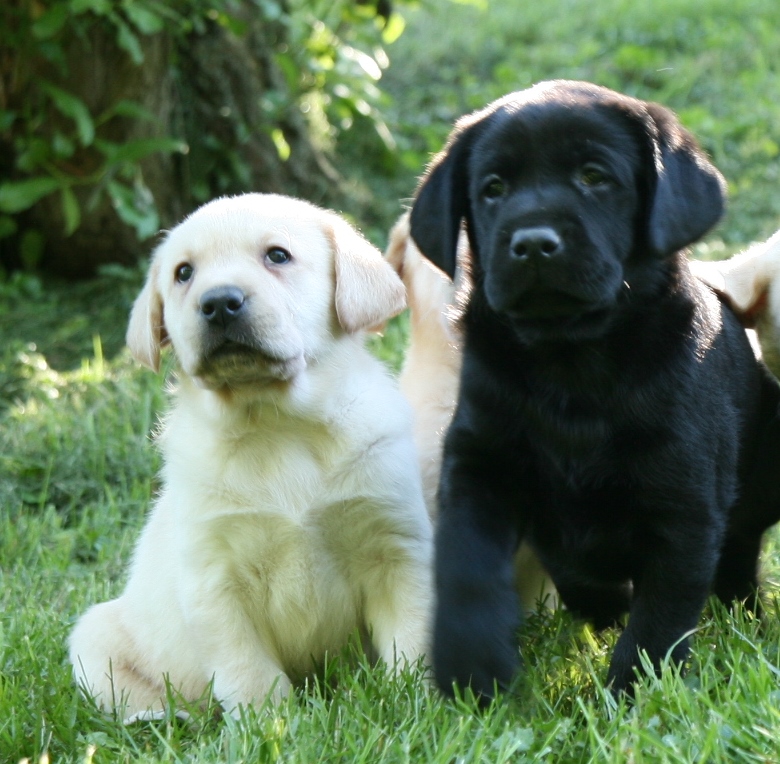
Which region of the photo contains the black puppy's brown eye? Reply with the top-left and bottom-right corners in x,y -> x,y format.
266,246 -> 292,265
579,165 -> 610,187
482,176 -> 506,200
175,263 -> 193,283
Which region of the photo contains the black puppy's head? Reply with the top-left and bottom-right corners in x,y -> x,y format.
410,80 -> 726,342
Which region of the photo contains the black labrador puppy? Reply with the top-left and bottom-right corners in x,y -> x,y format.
409,80 -> 780,698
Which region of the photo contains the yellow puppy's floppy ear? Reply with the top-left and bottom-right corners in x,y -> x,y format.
330,216 -> 407,333
126,258 -> 167,371
384,211 -> 411,277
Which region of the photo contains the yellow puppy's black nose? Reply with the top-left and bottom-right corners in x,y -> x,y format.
200,286 -> 246,327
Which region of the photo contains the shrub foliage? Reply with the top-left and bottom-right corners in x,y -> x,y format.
0,0 -> 399,275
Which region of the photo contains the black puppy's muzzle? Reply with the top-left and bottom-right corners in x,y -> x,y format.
484,219 -> 620,337
486,224 -> 585,316
509,227 -> 563,262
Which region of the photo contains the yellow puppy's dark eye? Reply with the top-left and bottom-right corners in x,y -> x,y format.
482,176 -> 506,200
175,263 -> 194,283
579,165 -> 610,187
266,246 -> 292,265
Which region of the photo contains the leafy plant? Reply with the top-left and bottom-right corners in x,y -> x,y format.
0,0 -> 405,272
0,1 -> 192,259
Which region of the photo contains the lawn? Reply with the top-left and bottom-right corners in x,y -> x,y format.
3,0 -> 780,761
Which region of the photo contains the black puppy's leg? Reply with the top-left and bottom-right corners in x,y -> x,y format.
433,453 -> 525,702
434,514 -> 520,702
606,531 -> 717,695
712,531 -> 763,609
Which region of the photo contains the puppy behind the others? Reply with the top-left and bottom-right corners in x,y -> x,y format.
385,211 -> 557,612
384,212 -> 462,517
69,193 -> 433,721
691,228 -> 780,375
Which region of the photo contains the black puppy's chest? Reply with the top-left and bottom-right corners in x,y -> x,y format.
540,391 -> 664,462
521,383 -> 613,467
507,357 -> 670,579
529,462 -> 641,581
514,346 -> 664,472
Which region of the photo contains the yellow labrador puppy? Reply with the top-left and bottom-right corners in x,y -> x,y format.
690,228 -> 780,375
385,212 -> 556,611
69,194 -> 433,721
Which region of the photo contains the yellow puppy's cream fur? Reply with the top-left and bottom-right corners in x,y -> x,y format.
69,194 -> 433,721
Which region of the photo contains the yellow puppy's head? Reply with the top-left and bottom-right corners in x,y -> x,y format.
127,193 -> 406,389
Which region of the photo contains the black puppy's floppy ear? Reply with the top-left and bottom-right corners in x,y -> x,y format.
644,103 -> 726,255
410,119 -> 482,278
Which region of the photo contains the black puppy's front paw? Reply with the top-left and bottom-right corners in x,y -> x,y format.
433,630 -> 519,704
433,590 -> 521,703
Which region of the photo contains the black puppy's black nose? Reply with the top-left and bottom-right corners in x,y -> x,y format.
510,227 -> 563,260
200,286 -> 246,326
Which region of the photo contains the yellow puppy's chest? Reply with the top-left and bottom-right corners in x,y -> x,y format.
201,509 -> 361,673
173,426 -> 381,674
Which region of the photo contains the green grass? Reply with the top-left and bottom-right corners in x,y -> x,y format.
4,276 -> 780,764
4,0 -> 780,760
375,0 -> 780,247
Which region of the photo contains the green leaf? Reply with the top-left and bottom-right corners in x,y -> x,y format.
274,52 -> 301,92
107,180 -> 159,240
0,178 -> 61,214
51,132 -> 76,159
123,2 -> 165,34
16,137 -> 51,173
0,215 -> 18,239
381,13 -> 405,45
71,0 -> 112,14
257,0 -> 284,21
20,230 -> 45,270
39,82 -> 95,147
60,187 -> 81,237
270,128 -> 291,161
96,137 -> 187,166
101,100 -> 158,123
31,4 -> 69,40
114,17 -> 144,64
0,110 -> 16,132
